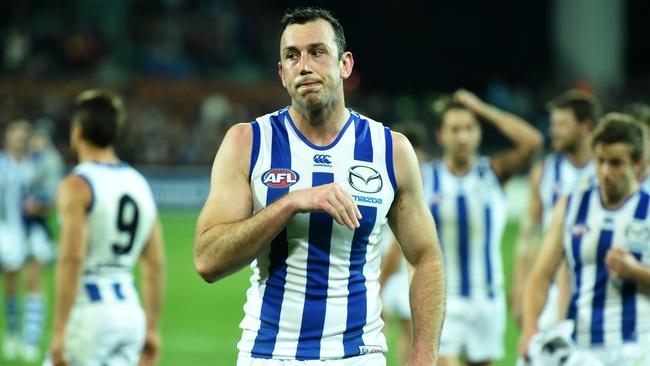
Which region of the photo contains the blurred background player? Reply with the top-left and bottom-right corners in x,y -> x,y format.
623,103 -> 650,190
379,121 -> 431,364
425,89 -> 542,366
520,114 -> 650,366
512,90 -> 601,329
18,125 -> 64,361
46,90 -> 165,366
0,119 -> 34,361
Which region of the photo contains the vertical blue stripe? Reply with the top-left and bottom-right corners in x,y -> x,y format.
590,228 -> 613,345
430,164 -> 443,256
458,195 -> 470,297
621,192 -> 650,342
484,205 -> 494,298
567,189 -> 592,341
252,114 -> 292,358
621,252 -> 641,342
84,283 -> 101,302
296,172 -> 334,360
552,155 -> 562,205
113,283 -> 125,300
343,205 -> 377,357
353,116 -> 373,162
249,121 -> 261,181
384,127 -> 397,193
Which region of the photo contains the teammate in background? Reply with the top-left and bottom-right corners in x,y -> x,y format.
623,103 -> 650,190
17,127 -> 64,361
424,90 -> 542,366
0,120 -> 34,361
194,7 -> 445,365
512,91 -> 601,329
47,90 -> 165,366
520,114 -> 650,365
379,122 -> 430,364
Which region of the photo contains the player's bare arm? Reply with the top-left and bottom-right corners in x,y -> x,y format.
379,235 -> 402,289
388,132 -> 445,365
50,175 -> 92,366
511,162 -> 543,325
606,247 -> 650,286
454,89 -> 543,182
139,218 -> 165,366
519,196 -> 568,356
194,123 -> 361,283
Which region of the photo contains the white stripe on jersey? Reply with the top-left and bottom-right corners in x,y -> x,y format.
0,152 -> 33,226
539,153 -> 595,229
422,157 -> 506,299
238,108 -> 396,360
72,162 -> 157,282
564,184 -> 650,347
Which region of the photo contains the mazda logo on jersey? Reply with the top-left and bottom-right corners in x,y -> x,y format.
262,169 -> 300,188
348,165 -> 382,193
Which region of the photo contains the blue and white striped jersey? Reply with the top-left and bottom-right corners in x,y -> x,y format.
238,108 -> 397,360
640,173 -> 650,193
0,152 -> 33,227
421,157 -> 506,299
539,153 -> 595,229
564,184 -> 650,347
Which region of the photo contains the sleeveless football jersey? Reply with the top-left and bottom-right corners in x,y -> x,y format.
422,157 -> 506,299
72,162 -> 157,283
238,108 -> 397,360
539,153 -> 595,229
564,184 -> 650,346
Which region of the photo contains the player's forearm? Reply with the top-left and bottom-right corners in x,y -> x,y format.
479,104 -> 543,153
141,259 -> 164,332
522,269 -> 553,336
194,196 -> 296,283
409,246 -> 445,361
630,264 -> 650,286
52,254 -> 83,334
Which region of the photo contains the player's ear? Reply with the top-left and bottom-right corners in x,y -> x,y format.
278,61 -> 287,88
340,51 -> 354,79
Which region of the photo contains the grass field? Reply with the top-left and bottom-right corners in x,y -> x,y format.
0,211 -> 522,366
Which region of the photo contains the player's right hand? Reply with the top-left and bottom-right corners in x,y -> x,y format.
287,183 -> 362,230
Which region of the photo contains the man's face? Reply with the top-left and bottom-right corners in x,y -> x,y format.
594,142 -> 639,204
438,109 -> 481,165
5,123 -> 30,157
278,19 -> 351,111
550,108 -> 584,152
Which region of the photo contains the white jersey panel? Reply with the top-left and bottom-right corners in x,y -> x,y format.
238,108 -> 396,360
73,162 -> 158,278
539,153 -> 595,229
422,158 -> 507,298
563,184 -> 650,347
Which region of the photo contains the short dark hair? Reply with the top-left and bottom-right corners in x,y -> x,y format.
73,89 -> 125,148
433,97 -> 475,129
280,7 -> 346,59
547,90 -> 602,125
591,113 -> 644,162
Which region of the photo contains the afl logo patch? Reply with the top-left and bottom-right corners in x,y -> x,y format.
262,169 -> 300,188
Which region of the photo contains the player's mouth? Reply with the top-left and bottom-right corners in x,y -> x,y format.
297,80 -> 321,90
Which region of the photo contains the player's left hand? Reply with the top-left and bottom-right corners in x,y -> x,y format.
140,329 -> 162,366
453,89 -> 485,112
605,247 -> 641,279
49,332 -> 68,366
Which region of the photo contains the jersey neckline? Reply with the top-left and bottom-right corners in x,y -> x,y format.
283,107 -> 355,151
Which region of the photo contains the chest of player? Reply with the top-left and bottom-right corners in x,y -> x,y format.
564,192 -> 650,266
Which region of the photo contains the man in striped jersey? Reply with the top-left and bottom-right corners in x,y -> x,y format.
520,114 -> 650,365
512,90 -> 601,329
423,91 -> 542,366
194,6 -> 445,366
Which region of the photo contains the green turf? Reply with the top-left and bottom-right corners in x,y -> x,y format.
0,212 -> 522,365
